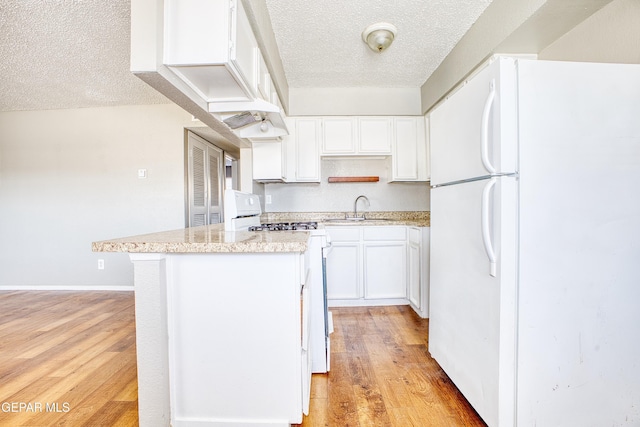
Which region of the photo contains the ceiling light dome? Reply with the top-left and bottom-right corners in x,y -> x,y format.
362,22 -> 397,53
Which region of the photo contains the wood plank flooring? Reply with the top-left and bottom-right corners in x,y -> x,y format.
0,291 -> 138,427
296,306 -> 486,427
0,292 -> 485,427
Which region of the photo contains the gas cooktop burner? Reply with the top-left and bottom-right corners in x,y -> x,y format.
248,221 -> 318,232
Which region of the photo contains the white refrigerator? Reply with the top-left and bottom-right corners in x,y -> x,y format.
429,57 -> 640,427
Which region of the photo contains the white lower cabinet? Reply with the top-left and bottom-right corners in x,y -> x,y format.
408,236 -> 421,306
326,226 -> 408,306
408,227 -> 430,318
326,225 -> 429,316
325,227 -> 361,299
363,226 -> 407,299
363,241 -> 406,299
130,249 -> 312,427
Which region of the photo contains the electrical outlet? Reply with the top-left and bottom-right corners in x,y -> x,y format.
266,195 -> 272,204
98,259 -> 105,270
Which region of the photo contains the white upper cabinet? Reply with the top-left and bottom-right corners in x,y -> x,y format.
358,117 -> 392,154
251,139 -> 289,183
160,0 -> 287,137
294,118 -> 322,182
252,115 -> 430,183
256,53 -> 271,102
322,118 -> 357,155
252,118 -> 321,183
164,0 -> 258,103
233,0 -> 260,96
390,116 -> 430,182
321,117 -> 392,156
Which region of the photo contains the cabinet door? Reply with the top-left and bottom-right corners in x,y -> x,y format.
423,114 -> 431,181
391,117 -> 429,182
363,241 -> 406,299
322,117 -> 356,155
252,140 -> 285,181
326,242 -> 361,299
393,117 -> 419,180
295,118 -> 321,182
232,0 -> 258,96
256,52 -> 271,101
358,117 -> 392,154
408,241 -> 421,308
164,0 -> 230,64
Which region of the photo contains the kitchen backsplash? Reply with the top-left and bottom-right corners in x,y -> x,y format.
264,158 -> 430,212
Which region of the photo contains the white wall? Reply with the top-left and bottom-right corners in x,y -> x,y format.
289,88 -> 422,116
538,0 -> 640,63
0,104 -> 195,289
264,158 -> 430,213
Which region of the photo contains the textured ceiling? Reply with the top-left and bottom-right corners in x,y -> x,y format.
0,0 -> 167,112
264,0 -> 493,88
0,0 -> 493,112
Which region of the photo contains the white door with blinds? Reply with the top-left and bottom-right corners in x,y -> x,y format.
187,132 -> 223,227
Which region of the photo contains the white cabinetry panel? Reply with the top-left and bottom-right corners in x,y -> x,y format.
295,118 -> 322,182
323,117 -> 356,154
325,227 -> 361,300
390,116 -> 429,182
252,117 -> 320,183
358,117 -> 392,154
321,117 -> 392,156
252,139 -> 288,182
364,241 -> 406,299
326,226 -> 408,306
233,0 -> 259,94
163,251 -> 310,425
164,0 -> 258,103
326,242 -> 361,299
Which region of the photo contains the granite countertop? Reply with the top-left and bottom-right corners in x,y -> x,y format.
262,211 -> 430,227
92,223 -> 310,254
92,211 -> 430,254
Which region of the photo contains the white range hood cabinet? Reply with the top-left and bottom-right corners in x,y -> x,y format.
157,0 -> 288,139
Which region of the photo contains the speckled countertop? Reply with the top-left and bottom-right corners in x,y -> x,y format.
92,223 -> 310,254
262,211 -> 430,227
92,211 -> 430,254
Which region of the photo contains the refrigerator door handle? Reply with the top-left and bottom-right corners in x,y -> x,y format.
482,178 -> 497,277
481,79 -> 497,174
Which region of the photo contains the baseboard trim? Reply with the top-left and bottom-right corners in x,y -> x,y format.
328,298 -> 409,307
0,285 -> 134,292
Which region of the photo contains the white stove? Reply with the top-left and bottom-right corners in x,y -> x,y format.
223,190 -> 332,373
223,190 -> 262,231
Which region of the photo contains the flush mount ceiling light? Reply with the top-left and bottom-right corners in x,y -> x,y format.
362,22 -> 397,53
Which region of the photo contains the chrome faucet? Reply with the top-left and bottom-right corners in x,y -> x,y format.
352,195 -> 370,219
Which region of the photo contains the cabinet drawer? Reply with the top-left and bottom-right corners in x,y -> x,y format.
363,226 -> 406,241
326,227 -> 361,242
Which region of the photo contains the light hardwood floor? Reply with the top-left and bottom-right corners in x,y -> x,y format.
0,292 -> 485,427
296,306 -> 486,427
0,291 -> 138,426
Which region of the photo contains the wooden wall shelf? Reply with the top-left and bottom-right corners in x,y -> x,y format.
328,176 -> 380,183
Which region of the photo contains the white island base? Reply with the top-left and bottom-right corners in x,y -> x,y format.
130,250 -> 311,427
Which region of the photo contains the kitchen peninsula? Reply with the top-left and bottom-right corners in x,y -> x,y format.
93,224 -> 313,427
93,211 -> 430,427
